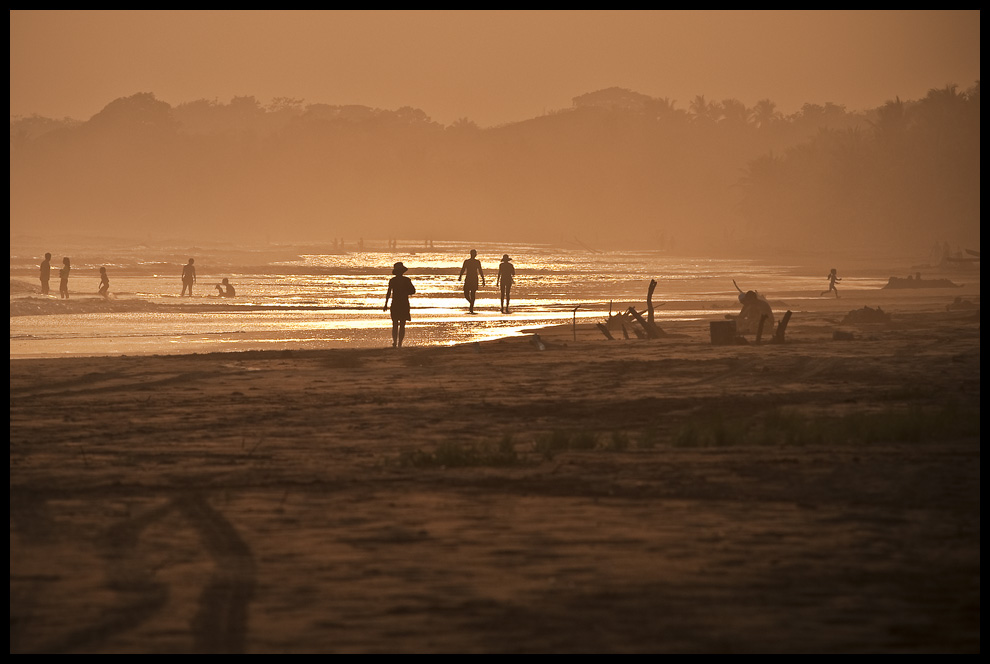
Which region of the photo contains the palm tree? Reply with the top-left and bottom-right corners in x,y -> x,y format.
689,95 -> 716,124
718,98 -> 751,127
751,99 -> 781,130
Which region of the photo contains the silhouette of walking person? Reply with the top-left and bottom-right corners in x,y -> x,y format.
821,268 -> 841,298
496,253 -> 515,314
98,266 -> 110,299
384,262 -> 416,348
40,252 -> 52,295
59,257 -> 71,299
458,249 -> 485,313
214,277 -> 236,297
181,258 -> 197,296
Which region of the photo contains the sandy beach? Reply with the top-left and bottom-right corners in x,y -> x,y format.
9,288 -> 980,653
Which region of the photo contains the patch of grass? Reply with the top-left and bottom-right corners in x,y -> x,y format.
571,431 -> 599,450
602,431 -> 631,451
671,403 -> 980,448
636,426 -> 663,449
533,429 -> 599,460
399,435 -> 520,468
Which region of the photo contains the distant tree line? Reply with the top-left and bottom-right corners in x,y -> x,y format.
9,83 -> 979,255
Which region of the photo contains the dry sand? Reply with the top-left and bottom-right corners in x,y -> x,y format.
10,289 -> 981,653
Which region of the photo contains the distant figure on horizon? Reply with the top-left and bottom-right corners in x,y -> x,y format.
496,254 -> 515,314
40,252 -> 52,295
458,249 -> 485,313
821,268 -> 841,298
98,267 -> 110,299
181,258 -> 197,296
384,261 -> 416,348
215,277 -> 236,297
59,257 -> 71,299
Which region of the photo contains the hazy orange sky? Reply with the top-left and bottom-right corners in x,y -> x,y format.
9,10 -> 980,128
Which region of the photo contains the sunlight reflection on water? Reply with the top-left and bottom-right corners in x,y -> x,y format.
10,239 -> 969,358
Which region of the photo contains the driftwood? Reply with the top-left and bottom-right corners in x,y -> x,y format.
755,314 -> 768,343
627,306 -> 662,339
602,281 -> 666,340
772,310 -> 792,344
647,279 -> 658,325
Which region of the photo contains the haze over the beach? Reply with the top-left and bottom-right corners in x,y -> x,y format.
9,10 -> 980,254
10,10 -> 979,128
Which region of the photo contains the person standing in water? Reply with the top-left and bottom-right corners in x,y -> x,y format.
496,253 -> 515,314
98,267 -> 110,299
384,261 -> 416,348
821,268 -> 841,298
59,257 -> 71,299
458,249 -> 485,314
40,253 -> 52,295
181,258 -> 197,296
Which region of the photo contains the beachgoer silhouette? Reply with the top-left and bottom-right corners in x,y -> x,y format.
40,253 -> 52,295
458,249 -> 485,313
384,261 -> 416,348
214,277 -> 236,297
496,254 -> 515,314
821,268 -> 841,298
181,258 -> 197,296
728,290 -> 775,336
98,267 -> 110,299
59,257 -> 71,299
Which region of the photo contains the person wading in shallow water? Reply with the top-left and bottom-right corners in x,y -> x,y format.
58,257 -> 71,299
215,278 -> 236,297
458,249 -> 485,314
496,253 -> 515,314
98,267 -> 110,299
181,258 -> 197,296
384,261 -> 416,348
40,253 -> 52,295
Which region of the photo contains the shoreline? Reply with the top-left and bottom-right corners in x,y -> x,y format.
10,281 -> 981,361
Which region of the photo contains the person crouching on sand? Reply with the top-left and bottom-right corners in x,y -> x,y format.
384,261 -> 416,348
728,290 -> 775,336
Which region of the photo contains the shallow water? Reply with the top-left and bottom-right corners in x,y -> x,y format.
10,238 -> 972,359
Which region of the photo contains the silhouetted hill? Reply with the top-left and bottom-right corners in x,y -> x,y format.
10,83 -> 979,256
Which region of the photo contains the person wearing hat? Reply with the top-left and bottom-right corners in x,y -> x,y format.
496,254 -> 516,314
383,261 -> 416,348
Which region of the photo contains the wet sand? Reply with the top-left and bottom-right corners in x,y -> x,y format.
9,290 -> 981,653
